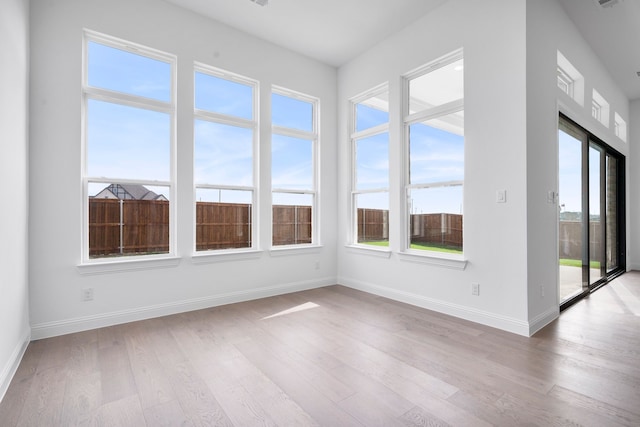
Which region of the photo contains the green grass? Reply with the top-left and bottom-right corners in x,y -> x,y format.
360,240 -> 463,255
559,258 -> 601,269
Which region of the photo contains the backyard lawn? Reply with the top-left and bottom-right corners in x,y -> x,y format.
362,240 -> 463,254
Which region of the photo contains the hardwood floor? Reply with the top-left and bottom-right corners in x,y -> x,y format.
2,273 -> 640,426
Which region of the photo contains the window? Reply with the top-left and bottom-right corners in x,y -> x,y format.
194,65 -> 257,251
592,99 -> 602,122
404,50 -> 464,255
592,89 -> 610,128
557,66 -> 574,97
350,86 -> 390,247
614,112 -> 627,142
83,31 -> 175,260
557,50 -> 585,107
271,88 -> 318,247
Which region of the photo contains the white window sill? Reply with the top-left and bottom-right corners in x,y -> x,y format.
269,244 -> 323,257
345,244 -> 392,258
77,255 -> 181,275
398,250 -> 467,270
191,249 -> 263,264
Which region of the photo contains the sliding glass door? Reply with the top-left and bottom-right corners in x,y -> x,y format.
558,122 -> 585,302
558,114 -> 625,309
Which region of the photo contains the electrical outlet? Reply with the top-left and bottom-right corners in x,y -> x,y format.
82,288 -> 94,302
471,283 -> 480,296
315,261 -> 320,270
540,284 -> 545,298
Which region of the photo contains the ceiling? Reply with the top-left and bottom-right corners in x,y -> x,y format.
558,0 -> 640,101
165,0 -> 640,101
163,0 -> 447,67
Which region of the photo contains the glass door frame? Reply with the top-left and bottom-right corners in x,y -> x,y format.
559,113 -> 626,311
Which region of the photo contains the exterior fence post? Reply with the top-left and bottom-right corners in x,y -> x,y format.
119,199 -> 124,255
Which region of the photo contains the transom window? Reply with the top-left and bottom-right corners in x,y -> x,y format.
614,112 -> 627,142
271,87 -> 318,247
592,89 -> 610,128
82,31 -> 175,260
557,66 -> 574,97
194,65 -> 258,251
404,50 -> 464,255
350,85 -> 390,247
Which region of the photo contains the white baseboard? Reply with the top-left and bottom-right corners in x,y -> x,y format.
339,276 -> 532,336
0,329 -> 30,403
528,306 -> 559,336
31,276 -> 336,340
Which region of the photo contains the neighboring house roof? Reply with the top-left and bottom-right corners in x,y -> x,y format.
93,184 -> 168,201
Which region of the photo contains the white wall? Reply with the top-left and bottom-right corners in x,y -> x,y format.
0,0 -> 31,401
630,99 -> 640,270
29,0 -> 338,339
526,0 -> 631,328
337,0 -> 531,335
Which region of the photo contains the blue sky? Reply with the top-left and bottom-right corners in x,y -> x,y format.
558,129 -> 601,216
88,40 -> 464,214
88,41 -> 313,205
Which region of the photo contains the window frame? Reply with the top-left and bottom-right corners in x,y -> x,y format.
557,66 -> 574,98
591,89 -> 610,128
80,30 -> 177,265
270,85 -> 320,249
349,83 -> 390,249
193,63 -> 260,254
614,112 -> 627,142
402,49 -> 465,259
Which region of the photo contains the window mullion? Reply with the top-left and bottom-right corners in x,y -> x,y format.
83,87 -> 173,113
405,99 -> 464,125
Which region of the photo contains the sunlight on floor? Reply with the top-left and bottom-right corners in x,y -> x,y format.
610,282 -> 640,316
261,302 -> 320,320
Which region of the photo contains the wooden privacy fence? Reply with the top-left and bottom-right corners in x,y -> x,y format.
90,200 -> 471,256
410,213 -> 463,249
357,208 -> 463,249
558,220 -> 603,261
358,209 -> 389,242
196,202 -> 252,250
272,204 -> 312,246
89,199 -> 169,257
89,199 -> 313,256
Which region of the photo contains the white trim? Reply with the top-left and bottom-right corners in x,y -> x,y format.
77,256 -> 181,275
269,245 -> 323,256
345,244 -> 392,258
350,84 -> 390,246
81,30 -> 177,264
84,87 -> 173,113
0,329 -> 30,403
195,183 -> 255,192
351,122 -> 389,140
405,99 -> 464,125
270,86 -> 320,247
272,188 -> 315,195
403,48 -> 463,80
402,49 -> 465,254
193,65 -> 260,254
339,276 -> 530,336
30,277 -> 337,340
271,125 -> 315,141
529,306 -> 559,336
194,62 -> 259,89
407,180 -> 464,191
398,250 -> 467,270
85,29 -> 175,65
191,249 -> 262,264
194,109 -> 256,129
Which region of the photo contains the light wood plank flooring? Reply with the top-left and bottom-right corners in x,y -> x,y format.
2,273 -> 640,426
